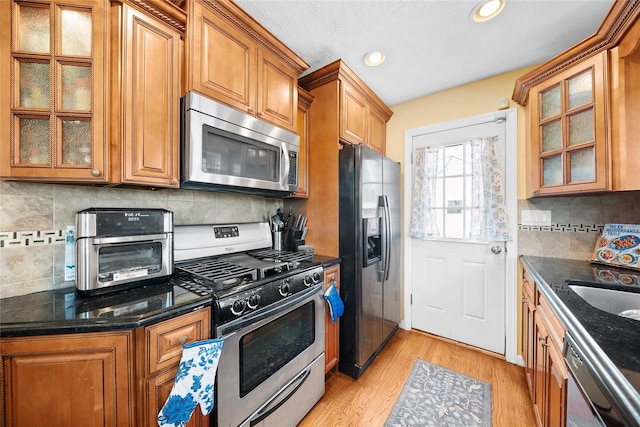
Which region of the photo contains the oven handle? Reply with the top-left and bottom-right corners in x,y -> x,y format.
217,283 -> 323,337
242,363 -> 312,426
91,233 -> 169,245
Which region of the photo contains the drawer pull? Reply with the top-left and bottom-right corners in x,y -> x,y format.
178,336 -> 189,346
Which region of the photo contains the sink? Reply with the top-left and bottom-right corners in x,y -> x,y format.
568,283 -> 640,320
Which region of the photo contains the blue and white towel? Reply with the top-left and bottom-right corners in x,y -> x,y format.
157,338 -> 224,427
324,283 -> 344,323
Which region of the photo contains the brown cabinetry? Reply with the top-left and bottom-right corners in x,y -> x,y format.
110,0 -> 184,188
288,87 -> 314,198
324,264 -> 340,373
136,307 -> 211,427
0,0 -> 109,182
186,0 -> 307,133
1,331 -> 133,427
292,60 -> 392,256
521,266 -> 567,427
0,0 -> 184,188
513,1 -> 640,196
0,307 -> 211,427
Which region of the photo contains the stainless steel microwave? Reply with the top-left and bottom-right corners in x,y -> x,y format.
181,92 -> 299,196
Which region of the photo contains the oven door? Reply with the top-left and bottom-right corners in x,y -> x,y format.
215,284 -> 325,427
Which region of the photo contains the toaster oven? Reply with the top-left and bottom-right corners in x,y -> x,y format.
75,208 -> 173,296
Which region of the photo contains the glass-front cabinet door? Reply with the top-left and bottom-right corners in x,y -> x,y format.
528,53 -> 609,196
0,0 -> 107,181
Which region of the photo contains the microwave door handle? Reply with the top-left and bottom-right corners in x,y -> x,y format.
92,233 -> 169,245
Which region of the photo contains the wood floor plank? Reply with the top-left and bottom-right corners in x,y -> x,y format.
299,329 -> 537,427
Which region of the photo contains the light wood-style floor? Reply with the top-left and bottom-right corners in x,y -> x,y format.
299,329 -> 537,427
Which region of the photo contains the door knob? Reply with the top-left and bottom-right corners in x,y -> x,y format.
491,246 -> 502,254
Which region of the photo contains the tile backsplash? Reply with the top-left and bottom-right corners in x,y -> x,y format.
0,181 -> 282,298
518,191 -> 640,260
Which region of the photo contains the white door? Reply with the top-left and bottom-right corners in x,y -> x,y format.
410,119 -> 508,354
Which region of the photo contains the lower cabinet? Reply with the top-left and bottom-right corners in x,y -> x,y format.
522,267 -> 568,427
137,307 -> 211,427
0,307 -> 211,427
0,331 -> 134,427
324,264 -> 340,373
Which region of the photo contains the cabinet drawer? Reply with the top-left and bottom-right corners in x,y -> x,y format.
143,308 -> 211,374
523,269 -> 536,304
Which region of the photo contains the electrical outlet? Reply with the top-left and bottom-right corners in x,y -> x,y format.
521,210 -> 552,226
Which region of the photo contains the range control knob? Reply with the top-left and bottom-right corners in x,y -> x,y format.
231,299 -> 246,316
312,272 -> 321,283
279,280 -> 291,296
303,275 -> 313,287
247,293 -> 261,309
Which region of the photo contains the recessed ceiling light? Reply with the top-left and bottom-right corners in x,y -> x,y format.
472,0 -> 505,22
363,50 -> 385,67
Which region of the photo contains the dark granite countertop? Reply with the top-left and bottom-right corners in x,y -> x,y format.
520,256 -> 640,424
0,255 -> 339,339
0,282 -> 212,338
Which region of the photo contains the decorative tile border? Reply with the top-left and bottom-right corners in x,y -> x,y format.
0,229 -> 66,248
518,223 -> 604,233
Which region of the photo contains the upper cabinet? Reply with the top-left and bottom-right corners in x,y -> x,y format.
0,0 -> 185,188
289,87 -> 313,198
301,59 -> 393,154
513,1 -> 640,197
110,0 -> 185,188
186,0 -> 308,133
0,0 -> 109,182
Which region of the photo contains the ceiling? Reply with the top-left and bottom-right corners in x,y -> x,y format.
235,0 -> 615,106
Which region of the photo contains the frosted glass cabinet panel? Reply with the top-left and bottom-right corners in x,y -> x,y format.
528,53 -> 608,196
1,0 -> 107,181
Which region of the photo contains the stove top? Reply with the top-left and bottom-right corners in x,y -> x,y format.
172,223 -> 322,324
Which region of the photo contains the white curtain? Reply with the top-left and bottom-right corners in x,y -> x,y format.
410,146 -> 441,239
410,136 -> 510,242
469,136 -> 510,242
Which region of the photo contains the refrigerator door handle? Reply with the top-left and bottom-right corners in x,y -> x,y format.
380,195 -> 392,282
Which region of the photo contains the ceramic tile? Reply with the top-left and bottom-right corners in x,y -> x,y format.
0,195 -> 53,230
0,245 -> 53,285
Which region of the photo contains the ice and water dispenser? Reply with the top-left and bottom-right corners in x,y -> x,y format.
363,217 -> 382,266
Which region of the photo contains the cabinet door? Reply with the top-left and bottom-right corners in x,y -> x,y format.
546,343 -> 567,427
118,4 -> 180,188
324,264 -> 340,373
191,0 -> 256,115
1,331 -> 132,427
340,82 -> 367,145
257,48 -> 297,132
533,313 -> 548,426
0,0 -> 108,181
289,87 -> 313,198
521,273 -> 536,400
368,108 -> 386,154
144,368 -> 209,427
529,53 -> 609,196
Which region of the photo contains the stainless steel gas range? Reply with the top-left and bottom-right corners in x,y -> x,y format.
172,222 -> 325,427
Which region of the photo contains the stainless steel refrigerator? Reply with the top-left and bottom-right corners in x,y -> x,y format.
338,144 -> 402,379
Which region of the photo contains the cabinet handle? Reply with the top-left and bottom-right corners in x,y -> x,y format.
538,337 -> 548,347
178,336 -> 188,346
522,296 -> 527,303
91,169 -> 100,177
247,108 -> 254,114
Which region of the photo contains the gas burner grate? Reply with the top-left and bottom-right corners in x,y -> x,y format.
176,259 -> 257,285
249,249 -> 313,265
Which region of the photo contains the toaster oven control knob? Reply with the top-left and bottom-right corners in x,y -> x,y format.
279,280 -> 291,296
231,299 -> 246,316
247,294 -> 260,309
